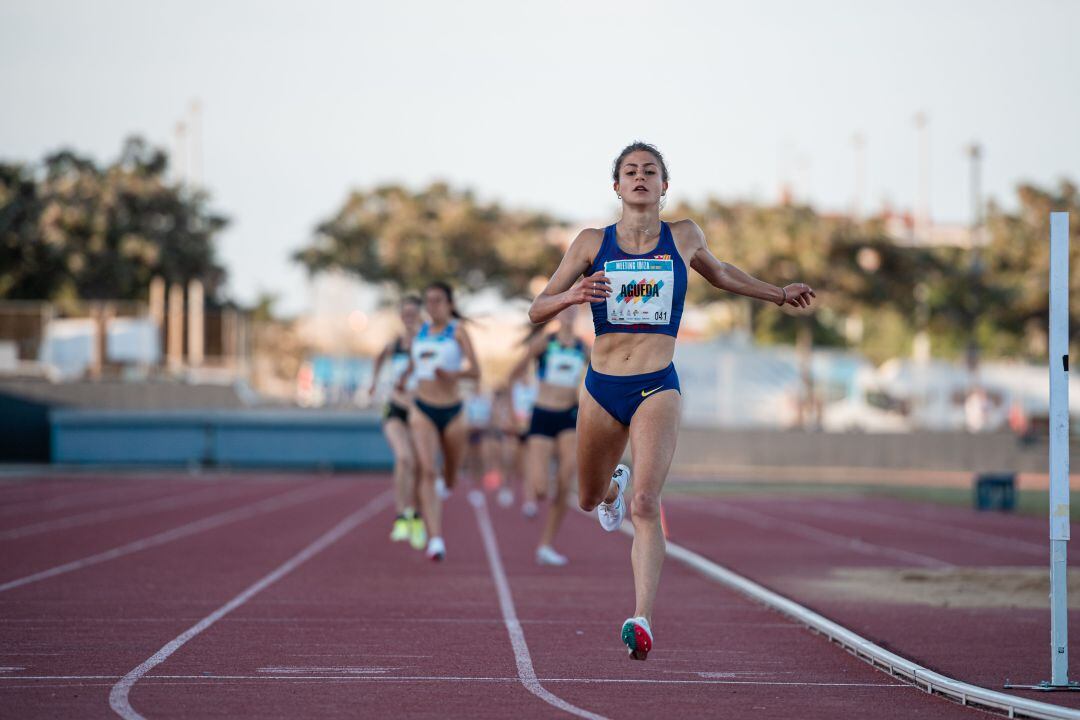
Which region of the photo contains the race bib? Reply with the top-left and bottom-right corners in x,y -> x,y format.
544,348 -> 586,388
604,259 -> 674,325
412,340 -> 446,381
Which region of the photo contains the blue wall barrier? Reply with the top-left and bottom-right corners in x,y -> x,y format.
51,409 -> 393,469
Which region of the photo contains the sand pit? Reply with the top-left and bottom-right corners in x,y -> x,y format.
800,567 -> 1080,609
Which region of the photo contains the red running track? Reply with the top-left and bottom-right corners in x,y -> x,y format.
661,490 -> 1080,711
0,472 -> 1018,719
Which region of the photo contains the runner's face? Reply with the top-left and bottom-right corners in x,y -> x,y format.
400,302 -> 420,329
614,151 -> 667,205
425,288 -> 452,323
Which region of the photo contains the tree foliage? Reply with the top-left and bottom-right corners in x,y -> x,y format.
669,178 -> 1079,362
0,137 -> 228,304
293,183 -> 565,298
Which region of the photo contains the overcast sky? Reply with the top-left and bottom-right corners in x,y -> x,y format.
2,0 -> 1077,314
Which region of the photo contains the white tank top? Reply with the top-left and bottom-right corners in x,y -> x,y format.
411,321 -> 463,381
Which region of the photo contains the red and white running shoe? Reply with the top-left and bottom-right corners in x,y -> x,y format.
621,616 -> 653,661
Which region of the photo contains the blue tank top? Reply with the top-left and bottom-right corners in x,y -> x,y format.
589,222 -> 686,337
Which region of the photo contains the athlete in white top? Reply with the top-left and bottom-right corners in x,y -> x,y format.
398,282 -> 480,561
368,295 -> 425,550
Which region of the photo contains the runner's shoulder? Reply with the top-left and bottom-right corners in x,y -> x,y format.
568,227 -> 606,263
667,218 -> 704,241
667,218 -> 707,254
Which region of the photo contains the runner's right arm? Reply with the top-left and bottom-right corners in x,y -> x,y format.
528,229 -> 610,324
508,334 -> 547,383
368,339 -> 394,397
394,357 -> 414,393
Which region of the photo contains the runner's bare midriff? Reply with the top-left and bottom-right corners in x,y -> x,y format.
416,378 -> 460,406
534,383 -> 579,411
591,333 -> 675,376
390,387 -> 413,407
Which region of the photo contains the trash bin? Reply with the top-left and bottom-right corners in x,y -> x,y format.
974,472 -> 1016,512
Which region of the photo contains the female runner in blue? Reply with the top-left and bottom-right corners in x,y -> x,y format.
509,305 -> 589,566
368,295 -> 425,549
528,142 -> 816,659
400,282 -> 481,561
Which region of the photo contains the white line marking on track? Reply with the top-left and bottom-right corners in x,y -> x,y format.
791,501 -> 1046,556
0,483 -> 181,517
683,501 -> 954,568
0,482 -> 348,593
1,673 -> 911,688
472,493 -> 608,720
108,489 -> 393,720
0,484 -> 258,540
613,514 -> 1080,720
255,666 -> 397,674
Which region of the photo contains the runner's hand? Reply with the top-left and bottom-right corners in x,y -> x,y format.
780,283 -> 816,309
566,271 -> 611,305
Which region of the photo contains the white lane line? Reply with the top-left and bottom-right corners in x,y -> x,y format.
614,518 -> 1080,720
791,502 -> 1045,557
108,489 -> 393,720
0,483 -> 181,517
680,500 -> 953,569
471,493 -> 607,720
0,482 -> 348,593
2,673 -> 909,688
0,484 -> 259,540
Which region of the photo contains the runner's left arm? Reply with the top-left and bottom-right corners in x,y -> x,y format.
680,220 -> 816,309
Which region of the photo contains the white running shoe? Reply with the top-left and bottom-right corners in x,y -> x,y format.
597,464 -> 631,532
496,486 -> 514,508
621,616 -> 653,661
535,545 -> 568,566
426,536 -> 446,562
435,476 -> 451,500
467,489 -> 485,508
521,500 -> 538,518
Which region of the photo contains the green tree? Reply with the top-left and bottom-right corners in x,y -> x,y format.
979,180 -> 1080,357
0,137 -> 228,304
293,182 -> 565,298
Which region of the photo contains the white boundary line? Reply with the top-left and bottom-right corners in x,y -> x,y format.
0,482 -> 347,593
0,483 -> 259,540
0,483 -> 181,517
683,500 -> 954,568
108,489 -> 394,720
618,520 -> 1080,719
790,501 -> 1046,556
1,673 -> 910,687
472,493 -> 607,720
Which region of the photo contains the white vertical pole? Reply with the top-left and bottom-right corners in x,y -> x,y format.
1049,211 -> 1070,686
187,279 -> 204,368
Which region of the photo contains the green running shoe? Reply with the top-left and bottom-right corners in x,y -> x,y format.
409,515 -> 427,550
390,515 -> 410,542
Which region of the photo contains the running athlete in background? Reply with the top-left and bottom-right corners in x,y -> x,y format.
509,304 -> 589,566
463,384 -> 499,490
368,295 -> 425,550
488,386 -> 516,507
399,282 -> 481,562
528,142 -> 815,659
